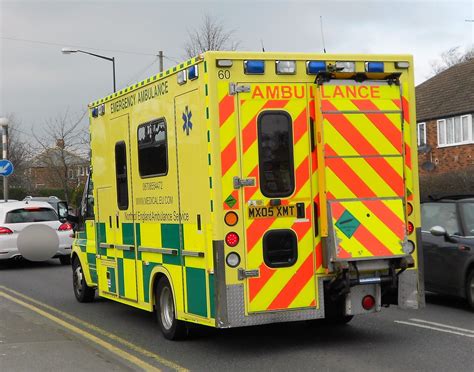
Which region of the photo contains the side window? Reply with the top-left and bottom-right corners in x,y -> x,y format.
257,111 -> 295,197
137,119 -> 168,177
421,202 -> 460,235
115,141 -> 129,210
81,171 -> 94,219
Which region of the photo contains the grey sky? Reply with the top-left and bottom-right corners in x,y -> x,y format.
1,0 -> 473,140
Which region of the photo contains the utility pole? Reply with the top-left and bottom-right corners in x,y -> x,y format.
0,118 -> 8,202
158,51 -> 164,72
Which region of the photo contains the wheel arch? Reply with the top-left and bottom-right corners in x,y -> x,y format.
149,266 -> 177,311
71,249 -> 94,287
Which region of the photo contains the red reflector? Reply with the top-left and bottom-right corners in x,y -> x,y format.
24,207 -> 42,211
225,232 -> 239,247
362,295 -> 376,310
0,226 -> 13,234
407,222 -> 414,235
58,222 -> 73,231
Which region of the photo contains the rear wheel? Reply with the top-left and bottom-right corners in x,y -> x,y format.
466,270 -> 474,310
155,277 -> 188,340
59,255 -> 71,265
72,257 -> 95,302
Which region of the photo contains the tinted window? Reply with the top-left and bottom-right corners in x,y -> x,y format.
115,141 -> 129,210
6,208 -> 57,223
263,229 -> 298,268
137,119 -> 168,177
82,172 -> 94,219
460,203 -> 474,236
257,111 -> 295,197
421,202 -> 461,235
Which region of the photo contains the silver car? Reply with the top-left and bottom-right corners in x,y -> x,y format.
0,201 -> 73,264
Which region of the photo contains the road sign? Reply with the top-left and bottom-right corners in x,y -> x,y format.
0,159 -> 14,177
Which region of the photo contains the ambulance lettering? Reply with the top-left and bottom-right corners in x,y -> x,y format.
251,85 -> 305,99
321,85 -> 381,99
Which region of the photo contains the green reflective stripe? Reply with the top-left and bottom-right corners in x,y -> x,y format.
135,224 -> 142,260
98,222 -> 106,243
162,224 -> 182,265
186,267 -> 207,317
122,223 -> 134,245
87,253 -> 97,283
209,273 -> 215,319
117,258 -> 125,297
123,250 -> 135,259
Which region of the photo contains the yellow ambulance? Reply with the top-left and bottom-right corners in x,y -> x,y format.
69,52 -> 424,340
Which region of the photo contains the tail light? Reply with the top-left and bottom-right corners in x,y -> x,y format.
224,212 -> 238,226
407,202 -> 413,216
58,222 -> 73,231
362,295 -> 376,310
407,222 -> 414,235
0,226 -> 13,234
225,232 -> 239,247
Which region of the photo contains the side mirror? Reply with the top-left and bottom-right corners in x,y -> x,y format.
57,201 -> 69,220
430,225 -> 447,237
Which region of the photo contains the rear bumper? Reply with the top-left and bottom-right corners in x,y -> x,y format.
0,245 -> 71,261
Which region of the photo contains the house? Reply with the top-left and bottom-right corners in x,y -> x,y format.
416,58 -> 474,175
26,140 -> 89,190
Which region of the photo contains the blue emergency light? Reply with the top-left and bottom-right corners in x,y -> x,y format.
244,60 -> 265,74
306,61 -> 326,74
188,65 -> 198,80
91,107 -> 99,118
366,62 -> 384,73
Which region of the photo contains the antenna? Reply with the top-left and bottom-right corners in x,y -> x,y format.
260,39 -> 265,52
320,16 -> 327,53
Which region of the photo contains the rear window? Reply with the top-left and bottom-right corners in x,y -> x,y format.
257,111 -> 295,197
5,208 -> 58,223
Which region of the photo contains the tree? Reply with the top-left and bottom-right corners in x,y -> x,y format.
429,46 -> 474,76
30,109 -> 89,204
183,14 -> 240,58
1,114 -> 32,191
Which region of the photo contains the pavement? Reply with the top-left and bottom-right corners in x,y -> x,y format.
0,295 -> 133,371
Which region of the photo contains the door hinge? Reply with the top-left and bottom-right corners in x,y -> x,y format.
238,268 -> 260,281
229,83 -> 251,95
233,176 -> 255,189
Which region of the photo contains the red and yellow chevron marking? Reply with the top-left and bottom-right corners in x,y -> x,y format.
237,84 -> 317,312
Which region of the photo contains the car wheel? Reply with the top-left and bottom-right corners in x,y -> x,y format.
155,277 -> 188,340
59,255 -> 71,265
466,270 -> 474,310
72,257 -> 95,303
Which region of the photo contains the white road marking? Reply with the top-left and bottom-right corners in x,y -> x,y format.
395,319 -> 474,338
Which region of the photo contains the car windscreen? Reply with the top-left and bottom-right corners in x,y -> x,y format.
421,202 -> 461,235
5,208 -> 58,223
460,203 -> 474,236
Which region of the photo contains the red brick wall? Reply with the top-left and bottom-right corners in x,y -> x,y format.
418,119 -> 474,175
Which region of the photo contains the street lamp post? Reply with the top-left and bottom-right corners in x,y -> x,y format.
62,48 -> 116,92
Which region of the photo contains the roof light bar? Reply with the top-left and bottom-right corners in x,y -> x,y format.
306,61 -> 326,74
395,61 -> 410,69
365,62 -> 384,73
276,60 -> 296,74
244,60 -> 265,74
177,70 -> 187,85
335,61 -> 355,72
217,59 -> 233,67
187,65 -> 198,80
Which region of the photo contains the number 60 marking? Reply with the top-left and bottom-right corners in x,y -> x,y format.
218,70 -> 231,79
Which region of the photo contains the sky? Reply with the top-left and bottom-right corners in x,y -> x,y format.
0,0 -> 473,139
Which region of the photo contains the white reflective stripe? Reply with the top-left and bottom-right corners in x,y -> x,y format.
395,320 -> 474,338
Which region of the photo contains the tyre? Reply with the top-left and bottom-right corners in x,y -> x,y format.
466,270 -> 474,310
72,257 -> 95,303
155,277 -> 188,340
59,255 -> 71,265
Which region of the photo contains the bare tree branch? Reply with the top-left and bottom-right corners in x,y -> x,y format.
429,45 -> 474,76
183,14 -> 240,59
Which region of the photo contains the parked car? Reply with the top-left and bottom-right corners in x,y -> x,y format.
23,195 -> 61,210
0,200 -> 73,264
421,196 -> 474,309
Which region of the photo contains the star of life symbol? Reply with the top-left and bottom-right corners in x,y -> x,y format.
182,106 -> 193,135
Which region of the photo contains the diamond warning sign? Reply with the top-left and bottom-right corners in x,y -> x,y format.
225,194 -> 237,208
335,209 -> 360,238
